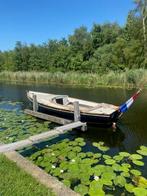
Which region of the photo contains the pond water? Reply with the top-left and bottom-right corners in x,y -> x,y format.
0,82 -> 147,171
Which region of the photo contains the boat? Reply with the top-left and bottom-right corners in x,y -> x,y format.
27,89 -> 141,126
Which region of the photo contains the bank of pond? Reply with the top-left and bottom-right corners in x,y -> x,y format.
0,101 -> 147,196
0,69 -> 147,89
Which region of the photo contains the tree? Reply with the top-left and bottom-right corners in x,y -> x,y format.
134,0 -> 147,60
14,41 -> 30,71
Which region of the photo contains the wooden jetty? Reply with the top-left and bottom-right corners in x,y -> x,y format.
0,99 -> 87,153
0,121 -> 86,153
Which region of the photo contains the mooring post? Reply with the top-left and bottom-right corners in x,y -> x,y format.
73,101 -> 80,122
33,94 -> 38,112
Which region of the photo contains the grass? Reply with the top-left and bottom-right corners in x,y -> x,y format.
0,69 -> 147,89
0,154 -> 54,196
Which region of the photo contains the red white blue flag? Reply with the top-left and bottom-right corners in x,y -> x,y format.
119,89 -> 142,113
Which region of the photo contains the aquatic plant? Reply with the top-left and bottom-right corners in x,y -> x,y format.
0,69 -> 147,88
29,137 -> 147,196
0,101 -> 55,143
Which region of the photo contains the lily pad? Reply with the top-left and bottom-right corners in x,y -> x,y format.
104,159 -> 116,165
114,176 -> 126,187
125,183 -> 135,193
74,184 -> 89,195
132,160 -> 144,166
130,169 -> 141,176
130,154 -> 143,160
132,187 -> 147,196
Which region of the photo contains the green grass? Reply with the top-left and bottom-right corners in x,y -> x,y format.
0,154 -> 54,196
0,69 -> 147,88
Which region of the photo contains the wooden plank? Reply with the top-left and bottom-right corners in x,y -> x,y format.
33,94 -> 38,111
0,139 -> 32,153
24,109 -> 72,125
56,121 -> 87,133
73,101 -> 80,122
0,121 -> 87,153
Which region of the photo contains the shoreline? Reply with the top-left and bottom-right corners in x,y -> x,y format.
0,70 -> 146,89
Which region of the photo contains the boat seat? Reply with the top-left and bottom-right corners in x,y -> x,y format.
52,95 -> 70,105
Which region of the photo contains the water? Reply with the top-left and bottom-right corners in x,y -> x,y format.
0,82 -> 147,161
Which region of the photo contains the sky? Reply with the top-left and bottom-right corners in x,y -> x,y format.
0,0 -> 135,51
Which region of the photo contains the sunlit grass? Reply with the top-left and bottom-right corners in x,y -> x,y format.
0,154 -> 54,195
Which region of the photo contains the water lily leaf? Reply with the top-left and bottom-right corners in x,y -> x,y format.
103,155 -> 111,160
62,179 -> 71,187
132,187 -> 147,196
89,181 -> 104,196
75,137 -> 84,143
121,172 -> 130,178
125,183 -> 135,193
119,152 -> 130,157
112,163 -> 122,172
72,146 -> 81,152
80,176 -> 91,185
93,153 -> 102,159
104,159 -> 116,165
101,178 -> 112,186
101,171 -> 116,180
114,176 -> 126,187
130,154 -> 143,160
121,163 -> 131,168
86,152 -> 94,157
78,142 -> 86,146
130,169 -> 141,176
134,176 -> 147,188
113,155 -> 123,162
67,152 -> 77,159
137,150 -> 147,156
78,152 -> 86,159
93,169 -> 102,177
74,184 -> 89,196
92,142 -> 99,147
132,160 -> 144,166
98,145 -> 109,152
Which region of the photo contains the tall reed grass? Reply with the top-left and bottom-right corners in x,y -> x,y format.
0,69 -> 146,88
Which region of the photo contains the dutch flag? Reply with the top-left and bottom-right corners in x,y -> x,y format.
119,89 -> 142,113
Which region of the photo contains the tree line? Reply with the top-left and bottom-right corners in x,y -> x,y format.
0,0 -> 146,73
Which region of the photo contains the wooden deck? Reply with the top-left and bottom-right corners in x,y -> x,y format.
0,121 -> 86,153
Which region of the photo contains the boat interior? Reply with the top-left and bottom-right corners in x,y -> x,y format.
28,91 -> 119,115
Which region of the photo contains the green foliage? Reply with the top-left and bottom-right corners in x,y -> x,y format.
0,101 -> 54,143
29,137 -> 147,196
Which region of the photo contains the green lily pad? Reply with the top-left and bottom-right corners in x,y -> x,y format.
119,152 -> 130,157
114,176 -> 126,187
130,169 -> 141,176
137,150 -> 147,156
112,163 -> 122,171
62,179 -> 71,187
74,184 -> 89,195
121,172 -> 130,178
132,187 -> 147,196
125,183 -> 135,193
130,154 -> 143,160
132,160 -> 144,166
103,155 -> 111,160
105,159 -> 116,165
113,155 -> 124,162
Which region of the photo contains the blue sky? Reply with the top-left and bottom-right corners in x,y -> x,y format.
0,0 -> 135,51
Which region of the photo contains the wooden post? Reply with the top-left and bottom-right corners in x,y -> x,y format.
73,101 -> 80,122
33,94 -> 38,112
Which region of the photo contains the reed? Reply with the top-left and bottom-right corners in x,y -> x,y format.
0,69 -> 146,88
